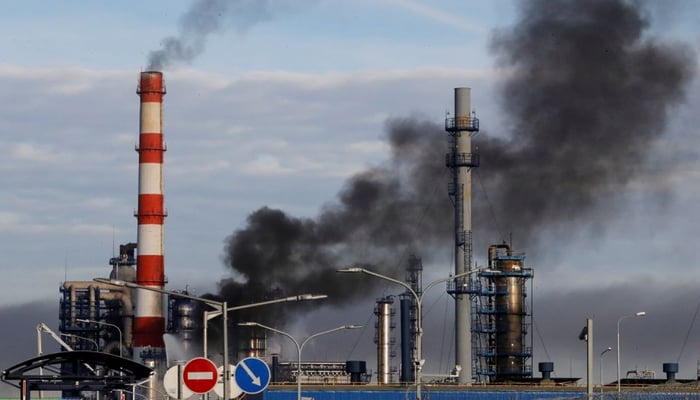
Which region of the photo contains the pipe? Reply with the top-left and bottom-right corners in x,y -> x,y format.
375,297 -> 394,384
62,281 -> 134,350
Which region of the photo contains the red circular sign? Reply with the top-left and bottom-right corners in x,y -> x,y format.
182,357 -> 219,394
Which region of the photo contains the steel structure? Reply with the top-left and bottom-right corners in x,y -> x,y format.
475,244 -> 533,381
445,87 -> 480,383
134,71 -> 167,353
400,254 -> 422,383
374,296 -> 396,384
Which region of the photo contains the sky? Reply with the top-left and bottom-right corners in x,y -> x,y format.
1,0 -> 700,395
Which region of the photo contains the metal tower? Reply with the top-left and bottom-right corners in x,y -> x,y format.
445,87 -> 479,384
476,244 -> 533,381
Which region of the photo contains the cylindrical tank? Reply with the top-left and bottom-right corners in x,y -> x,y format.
168,295 -> 195,342
399,296 -> 414,383
374,296 -> 394,384
241,329 -> 266,359
346,361 -> 367,383
271,353 -> 280,383
663,363 -> 678,382
490,244 -> 527,378
539,362 -> 554,381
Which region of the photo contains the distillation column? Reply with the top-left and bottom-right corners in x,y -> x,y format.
375,296 -> 395,384
134,71 -> 167,395
445,88 -> 479,384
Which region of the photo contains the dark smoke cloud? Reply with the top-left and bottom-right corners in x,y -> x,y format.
475,0 -> 696,248
147,0 -> 309,70
0,301 -> 58,397
220,118 -> 450,309
206,118 -> 451,354
215,0 -> 696,354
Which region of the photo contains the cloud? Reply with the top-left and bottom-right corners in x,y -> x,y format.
380,0 -> 487,34
11,142 -> 67,164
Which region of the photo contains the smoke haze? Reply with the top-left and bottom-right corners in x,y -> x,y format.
210,119 -> 451,348
147,0 -> 309,70
476,0 -> 696,248
216,0 -> 696,341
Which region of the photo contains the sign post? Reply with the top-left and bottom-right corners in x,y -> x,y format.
163,363 -> 194,400
182,357 -> 219,394
234,357 -> 271,395
214,364 -> 243,399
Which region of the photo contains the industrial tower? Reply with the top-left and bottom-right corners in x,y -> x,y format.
400,254 -> 422,383
474,244 -> 533,381
445,88 -> 480,383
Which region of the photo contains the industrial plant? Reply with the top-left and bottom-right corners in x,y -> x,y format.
3,69 -> 698,400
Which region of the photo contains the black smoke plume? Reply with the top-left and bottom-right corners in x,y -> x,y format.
213,0 -> 696,353
221,118 -> 450,310
475,0 -> 696,246
202,119 -> 450,354
147,0 -> 307,70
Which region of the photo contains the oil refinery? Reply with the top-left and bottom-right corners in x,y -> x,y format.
3,71 -> 699,400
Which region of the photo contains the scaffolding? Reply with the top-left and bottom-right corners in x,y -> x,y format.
473,244 -> 533,382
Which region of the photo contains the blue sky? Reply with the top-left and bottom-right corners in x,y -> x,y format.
1,0 -> 700,393
0,0 -> 509,71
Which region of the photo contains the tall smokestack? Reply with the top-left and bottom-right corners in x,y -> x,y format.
446,88 -> 479,384
134,71 -> 167,355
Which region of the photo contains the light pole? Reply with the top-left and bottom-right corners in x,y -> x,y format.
202,294 -> 329,359
59,333 -> 99,351
95,278 -> 327,400
616,311 -> 646,398
238,322 -> 361,400
77,318 -> 123,357
600,346 -> 612,395
336,266 -> 486,400
95,278 -> 231,400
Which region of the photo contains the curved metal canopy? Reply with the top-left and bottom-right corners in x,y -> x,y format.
2,350 -> 153,392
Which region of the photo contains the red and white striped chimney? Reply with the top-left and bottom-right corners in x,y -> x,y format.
134,71 -> 166,353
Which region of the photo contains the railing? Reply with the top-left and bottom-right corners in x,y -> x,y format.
445,116 -> 479,132
445,152 -> 480,168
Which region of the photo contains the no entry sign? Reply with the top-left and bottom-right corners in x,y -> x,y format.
182,357 -> 218,394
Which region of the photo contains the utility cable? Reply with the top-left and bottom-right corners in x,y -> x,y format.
676,298 -> 700,363
345,308 -> 375,361
533,318 -> 553,369
474,168 -> 508,243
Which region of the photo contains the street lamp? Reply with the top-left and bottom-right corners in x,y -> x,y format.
336,266 -> 487,400
616,311 -> 646,398
238,322 -> 361,400
203,294 -> 329,359
59,333 -> 99,351
95,278 -> 233,400
94,278 -> 327,400
600,346 -> 612,395
76,318 -> 122,357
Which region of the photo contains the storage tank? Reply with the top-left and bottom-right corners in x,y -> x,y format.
484,243 -> 533,380
374,296 -> 395,384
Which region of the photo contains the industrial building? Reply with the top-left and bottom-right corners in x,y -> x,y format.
5,71 -> 698,400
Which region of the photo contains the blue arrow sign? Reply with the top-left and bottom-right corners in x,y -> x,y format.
234,357 -> 271,394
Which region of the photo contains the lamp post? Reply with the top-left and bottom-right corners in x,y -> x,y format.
59,333 -> 99,351
95,278 -> 327,400
238,322 -> 361,400
94,278 -> 231,400
600,346 -> 612,395
616,311 -> 646,398
336,266 -> 486,400
202,294 -> 329,359
76,318 -> 122,357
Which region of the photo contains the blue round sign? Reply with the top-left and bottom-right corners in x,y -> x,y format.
234,357 -> 271,394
